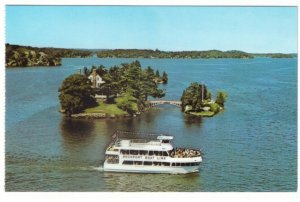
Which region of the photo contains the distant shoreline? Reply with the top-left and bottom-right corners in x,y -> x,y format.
6,43 -> 297,67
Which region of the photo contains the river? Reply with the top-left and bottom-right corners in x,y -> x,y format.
5,57 -> 297,191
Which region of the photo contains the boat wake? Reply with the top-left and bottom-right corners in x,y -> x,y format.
75,166 -> 104,172
90,166 -> 104,172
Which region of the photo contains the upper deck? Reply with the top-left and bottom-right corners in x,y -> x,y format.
106,131 -> 202,158
108,136 -> 173,151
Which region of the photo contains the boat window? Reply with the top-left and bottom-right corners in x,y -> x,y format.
195,162 -> 200,166
130,150 -> 138,155
121,150 -> 129,155
139,150 -> 148,155
149,151 -> 154,156
134,161 -> 142,165
191,163 -> 195,166
162,140 -> 170,143
153,151 -> 162,156
123,161 -> 133,165
162,162 -> 170,166
162,151 -> 169,156
171,163 -> 175,166
182,163 -> 186,166
106,155 -> 119,164
153,162 -> 161,166
175,163 -> 180,166
144,161 -> 152,166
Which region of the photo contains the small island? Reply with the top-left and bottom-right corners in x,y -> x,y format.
58,61 -> 167,118
181,82 -> 227,117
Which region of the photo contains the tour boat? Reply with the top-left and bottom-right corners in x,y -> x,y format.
103,131 -> 203,174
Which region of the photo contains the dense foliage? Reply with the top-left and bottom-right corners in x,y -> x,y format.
89,61 -> 165,104
6,43 -> 93,67
215,91 -> 228,107
58,74 -> 97,116
96,49 -> 254,59
60,61 -> 166,115
252,53 -> 296,58
7,44 -> 296,68
181,82 -> 227,115
181,82 -> 208,112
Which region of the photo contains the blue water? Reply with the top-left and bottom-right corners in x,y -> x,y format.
5,57 -> 297,191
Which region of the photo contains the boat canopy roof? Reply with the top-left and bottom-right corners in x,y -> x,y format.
157,135 -> 173,140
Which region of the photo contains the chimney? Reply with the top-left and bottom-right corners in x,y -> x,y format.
92,69 -> 96,88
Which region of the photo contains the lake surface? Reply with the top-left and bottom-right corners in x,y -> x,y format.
5,57 -> 297,191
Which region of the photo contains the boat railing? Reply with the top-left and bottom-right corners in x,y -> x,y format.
130,139 -> 161,144
114,130 -> 171,139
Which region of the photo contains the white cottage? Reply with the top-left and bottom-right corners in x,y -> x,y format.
88,69 -> 105,88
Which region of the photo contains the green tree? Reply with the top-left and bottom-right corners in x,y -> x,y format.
215,91 -> 228,107
58,74 -> 96,116
146,66 -> 155,78
206,90 -> 212,100
180,82 -> 207,112
96,65 -> 107,76
83,66 -> 90,77
162,71 -> 168,84
82,60 -> 166,111
155,70 -> 160,78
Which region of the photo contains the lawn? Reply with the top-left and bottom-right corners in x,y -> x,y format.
84,101 -> 128,115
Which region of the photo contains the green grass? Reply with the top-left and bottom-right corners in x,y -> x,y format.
84,101 -> 128,115
115,94 -> 138,112
189,111 -> 215,117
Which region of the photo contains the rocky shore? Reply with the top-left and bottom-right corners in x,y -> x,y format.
70,112 -> 133,119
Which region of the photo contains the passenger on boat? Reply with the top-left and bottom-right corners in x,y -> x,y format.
169,148 -> 201,158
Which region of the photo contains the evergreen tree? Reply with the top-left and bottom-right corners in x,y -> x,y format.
155,70 -> 160,78
180,82 -> 207,112
58,74 -> 96,116
83,66 -> 90,77
215,91 -> 228,107
162,71 -> 168,84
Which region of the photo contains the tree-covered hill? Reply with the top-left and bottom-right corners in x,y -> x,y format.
6,44 -> 296,68
96,49 -> 254,59
252,53 -> 296,58
5,43 -> 93,67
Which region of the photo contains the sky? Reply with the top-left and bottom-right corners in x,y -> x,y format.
5,6 -> 297,53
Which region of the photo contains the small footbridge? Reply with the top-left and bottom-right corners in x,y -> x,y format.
148,100 -> 182,108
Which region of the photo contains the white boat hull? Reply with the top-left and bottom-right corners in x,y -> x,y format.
103,163 -> 200,174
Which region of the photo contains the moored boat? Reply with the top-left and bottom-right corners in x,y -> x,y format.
103,131 -> 203,174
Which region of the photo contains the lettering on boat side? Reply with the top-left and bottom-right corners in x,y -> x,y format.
122,155 -> 166,160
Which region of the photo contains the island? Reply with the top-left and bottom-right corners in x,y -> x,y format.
180,82 -> 227,117
58,60 -> 167,118
96,49 -> 254,59
252,53 -> 297,58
